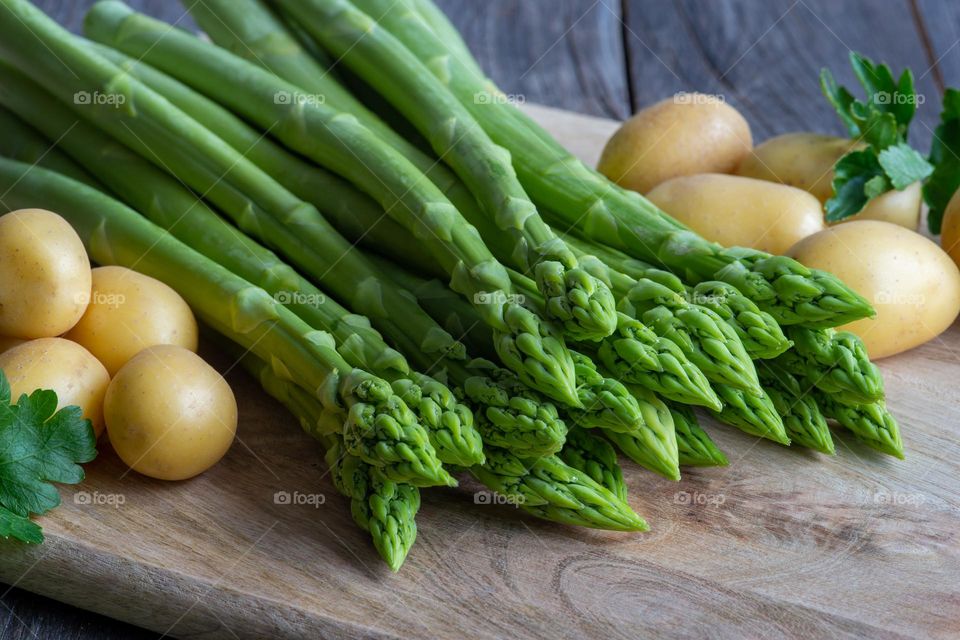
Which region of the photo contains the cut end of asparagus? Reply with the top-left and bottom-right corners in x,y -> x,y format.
534,261 -> 618,342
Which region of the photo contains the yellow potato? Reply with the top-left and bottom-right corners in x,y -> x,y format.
646,173 -> 825,255
105,345 -> 237,481
939,189 -> 960,269
65,266 -> 198,376
0,336 -> 24,355
598,94 -> 752,194
0,338 -> 110,437
736,132 -> 921,229
0,209 -> 91,338
789,221 -> 960,359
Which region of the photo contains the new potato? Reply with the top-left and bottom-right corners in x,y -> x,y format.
0,337 -> 110,437
598,94 -> 752,194
105,345 -> 237,481
66,266 -> 198,375
646,173 -> 825,255
788,221 -> 960,359
736,133 -> 922,229
0,208 -> 91,338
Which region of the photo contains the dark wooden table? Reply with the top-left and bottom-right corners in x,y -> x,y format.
2,1 -> 958,638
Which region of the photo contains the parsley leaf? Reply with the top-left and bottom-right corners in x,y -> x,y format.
0,369 -> 98,543
924,89 -> 960,234
820,52 -> 932,221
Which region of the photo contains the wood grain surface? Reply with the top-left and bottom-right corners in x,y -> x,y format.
1,1 -> 959,639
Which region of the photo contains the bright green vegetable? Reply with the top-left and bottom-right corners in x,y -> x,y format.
83,1 -> 580,407
777,328 -> 884,405
0,157 -> 454,488
758,364 -> 835,454
820,52 -> 932,222
243,354 -> 420,571
924,89 -> 960,234
815,393 -> 905,459
0,66 -> 484,468
559,428 -> 628,503
350,0 -> 875,330
0,107 -> 98,186
565,351 -> 646,434
602,385 -> 681,481
669,404 -> 728,467
709,385 -> 791,446
0,370 -> 98,544
272,0 -> 618,342
471,448 -> 647,532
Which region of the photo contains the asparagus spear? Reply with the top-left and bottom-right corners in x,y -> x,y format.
0,156 -> 455,488
0,107 -> 99,186
777,327 -> 885,405
471,448 -> 647,532
814,393 -> 905,459
355,0 -> 875,329
268,0 -> 619,342
565,234 -> 792,359
669,404 -> 729,467
0,66 -> 486,468
709,385 -> 791,446
243,355 -> 420,571
757,364 -> 835,454
559,428 -> 628,503
601,385 -> 681,481
82,1 -> 580,406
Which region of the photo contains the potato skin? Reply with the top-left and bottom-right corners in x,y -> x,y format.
0,336 -> 24,355
0,209 -> 91,338
105,345 -> 237,481
736,132 -> 921,229
598,94 -> 752,194
66,266 -> 198,376
0,337 -> 110,437
646,173 -> 825,255
789,221 -> 960,359
940,189 -> 960,269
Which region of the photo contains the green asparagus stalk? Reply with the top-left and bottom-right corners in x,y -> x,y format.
601,385 -> 681,481
354,0 -> 875,329
559,428 -> 628,503
565,351 -> 647,434
757,364 -> 835,454
270,0 -> 618,342
471,448 -> 647,532
776,327 -> 884,405
814,393 -> 904,459
0,107 -> 99,186
83,1 -> 581,407
0,156 -> 454,487
242,354 -> 420,571
709,385 -> 791,446
668,404 -> 729,467
565,235 -> 792,359
0,66 -> 485,468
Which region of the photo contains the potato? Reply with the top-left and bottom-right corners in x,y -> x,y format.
736,132 -> 921,229
939,189 -> 960,269
105,345 -> 237,481
0,338 -> 110,437
598,94 -> 752,194
788,221 -> 960,359
65,266 -> 198,376
0,336 -> 24,355
646,173 -> 825,255
0,209 -> 91,338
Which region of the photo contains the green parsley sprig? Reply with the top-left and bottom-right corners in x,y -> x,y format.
924,89 -> 960,234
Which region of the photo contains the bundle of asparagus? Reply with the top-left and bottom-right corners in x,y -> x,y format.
0,0 -> 903,573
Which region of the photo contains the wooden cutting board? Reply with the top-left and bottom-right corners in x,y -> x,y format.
1,104 -> 957,640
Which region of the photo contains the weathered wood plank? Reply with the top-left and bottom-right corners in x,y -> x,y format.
623,0 -> 944,148
434,0 -> 632,119
914,0 -> 960,141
